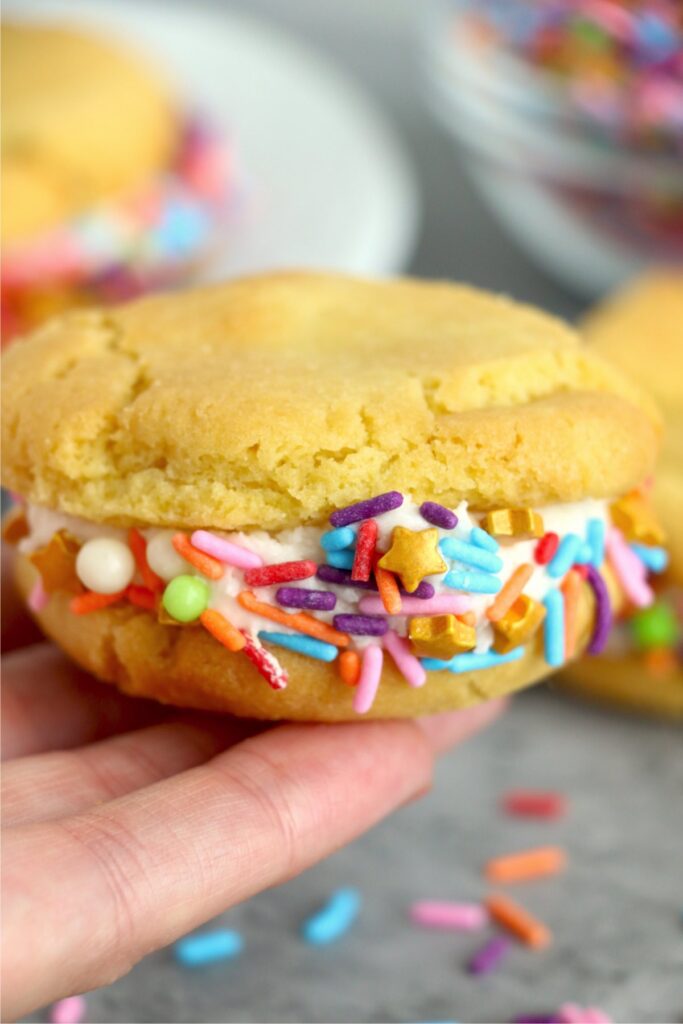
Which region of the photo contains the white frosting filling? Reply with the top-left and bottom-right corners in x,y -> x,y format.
20,496 -> 611,653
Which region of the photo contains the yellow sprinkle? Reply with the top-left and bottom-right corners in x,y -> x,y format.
481,509 -> 545,539
610,493 -> 665,546
378,526 -> 447,594
409,613 -> 476,659
492,594 -> 546,654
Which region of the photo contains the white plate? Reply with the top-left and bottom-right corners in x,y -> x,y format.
6,0 -> 420,278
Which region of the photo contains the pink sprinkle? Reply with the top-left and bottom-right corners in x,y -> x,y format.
28,577 -> 48,613
582,1010 -> 612,1024
556,1005 -> 584,1023
410,900 -> 488,930
383,630 -> 426,687
606,528 -> 653,608
50,996 -> 86,1024
358,594 -> 471,616
353,645 -> 383,714
190,530 -> 263,569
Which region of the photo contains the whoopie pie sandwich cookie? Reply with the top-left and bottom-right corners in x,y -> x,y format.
562,272 -> 683,719
1,272 -> 666,720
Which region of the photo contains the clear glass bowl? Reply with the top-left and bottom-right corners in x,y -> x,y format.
421,1 -> 683,296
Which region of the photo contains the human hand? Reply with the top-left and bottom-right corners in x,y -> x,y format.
1,548 -> 505,1019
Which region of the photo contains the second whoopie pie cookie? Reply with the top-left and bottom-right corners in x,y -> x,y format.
1,272 -> 665,719
563,271 -> 683,719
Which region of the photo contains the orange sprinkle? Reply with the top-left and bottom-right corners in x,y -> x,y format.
561,569 -> 582,659
126,584 -> 157,611
374,556 -> 402,615
339,650 -> 361,686
238,591 -> 350,647
200,609 -> 246,652
486,563 -> 534,622
172,533 -> 224,580
458,611 -> 476,627
128,528 -> 164,592
485,893 -> 551,949
485,845 -> 567,884
70,589 -> 126,615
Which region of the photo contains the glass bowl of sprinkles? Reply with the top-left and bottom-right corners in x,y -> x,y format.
422,0 -> 683,296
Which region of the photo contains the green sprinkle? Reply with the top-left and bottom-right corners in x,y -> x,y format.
630,602 -> 679,651
162,574 -> 210,622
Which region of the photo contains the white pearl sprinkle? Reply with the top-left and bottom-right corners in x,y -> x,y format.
146,533 -> 188,581
76,538 -> 135,594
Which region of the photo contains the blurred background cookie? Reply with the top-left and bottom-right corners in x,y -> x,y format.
562,271 -> 683,718
1,20 -> 234,343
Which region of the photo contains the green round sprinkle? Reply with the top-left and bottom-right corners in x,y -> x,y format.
630,602 -> 679,651
162,575 -> 210,622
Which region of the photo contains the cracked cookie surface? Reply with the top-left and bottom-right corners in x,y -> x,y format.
1,272 -> 660,530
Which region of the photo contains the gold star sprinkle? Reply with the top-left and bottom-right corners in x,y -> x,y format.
409,614 -> 476,659
492,595 -> 546,654
29,531 -> 83,595
378,526 -> 447,594
610,493 -> 665,546
481,509 -> 545,539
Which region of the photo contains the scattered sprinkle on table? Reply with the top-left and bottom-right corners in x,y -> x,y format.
301,887 -> 361,945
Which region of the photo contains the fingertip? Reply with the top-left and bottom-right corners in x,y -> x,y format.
416,697 -> 508,753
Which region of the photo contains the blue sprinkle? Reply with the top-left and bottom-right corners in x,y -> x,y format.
543,589 -> 564,667
321,526 -> 356,551
631,544 -> 669,574
439,537 -> 503,573
174,929 -> 243,966
573,542 -> 593,565
154,200 -> 209,258
326,549 -> 355,570
421,647 -> 524,673
586,519 -> 606,567
258,631 -> 338,662
443,569 -> 502,594
469,527 -> 500,553
301,887 -> 361,946
547,534 -> 583,578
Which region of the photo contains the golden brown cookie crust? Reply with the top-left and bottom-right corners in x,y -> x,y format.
1,22 -> 176,245
1,273 -> 660,531
16,554 -> 599,720
561,655 -> 683,720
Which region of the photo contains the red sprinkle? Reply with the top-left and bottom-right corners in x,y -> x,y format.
240,631 -> 289,690
127,584 -> 157,611
244,560 -> 317,588
501,790 -> 567,819
128,528 -> 164,593
572,564 -> 589,580
352,519 -> 378,582
535,532 -> 559,565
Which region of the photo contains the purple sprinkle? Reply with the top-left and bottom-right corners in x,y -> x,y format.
333,614 -> 388,636
585,564 -> 612,654
316,565 -> 435,599
316,565 -> 376,590
330,491 -> 403,527
276,587 -> 336,611
420,501 -> 458,530
467,935 -> 511,975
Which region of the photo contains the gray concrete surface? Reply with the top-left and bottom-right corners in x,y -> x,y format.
27,1 -> 683,1021
34,689 -> 683,1024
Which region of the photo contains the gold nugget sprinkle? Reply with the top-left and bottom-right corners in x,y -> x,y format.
482,509 -> 545,539
492,595 -> 546,654
1,507 -> 29,545
610,494 -> 665,546
408,613 -> 476,660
